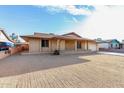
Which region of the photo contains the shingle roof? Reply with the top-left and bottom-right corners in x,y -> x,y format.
62,32 -> 82,38
21,32 -> 95,42
96,39 -> 120,43
0,29 -> 13,42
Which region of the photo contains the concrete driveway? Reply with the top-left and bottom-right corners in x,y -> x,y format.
0,54 -> 90,77
0,53 -> 124,88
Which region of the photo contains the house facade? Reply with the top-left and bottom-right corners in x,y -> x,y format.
21,32 -> 97,53
120,40 -> 124,49
97,39 -> 120,49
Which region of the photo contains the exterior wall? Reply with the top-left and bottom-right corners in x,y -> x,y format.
81,41 -> 86,50
98,43 -> 109,49
51,39 -> 57,51
0,45 -> 26,60
122,44 -> 124,49
65,40 -> 75,50
59,40 -> 65,51
84,41 -> 88,50
28,38 -> 97,53
29,38 -> 40,52
29,39 -> 66,52
109,42 -> 120,48
88,42 -> 97,51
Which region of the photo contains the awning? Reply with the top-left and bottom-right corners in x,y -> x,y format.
0,41 -> 14,47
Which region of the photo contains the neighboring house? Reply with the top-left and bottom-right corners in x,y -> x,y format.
0,29 -> 13,43
9,33 -> 28,51
10,33 -> 26,43
21,32 -> 97,53
120,40 -> 124,49
97,39 -> 120,49
0,29 -> 14,51
0,30 -> 14,45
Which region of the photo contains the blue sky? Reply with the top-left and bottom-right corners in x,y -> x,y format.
1,5 -> 124,41
0,5 -> 95,35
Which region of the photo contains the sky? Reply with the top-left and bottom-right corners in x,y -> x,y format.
0,5 -> 93,35
0,5 -> 124,41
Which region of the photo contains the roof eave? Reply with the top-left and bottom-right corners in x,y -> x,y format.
21,35 -> 96,42
0,30 -> 14,43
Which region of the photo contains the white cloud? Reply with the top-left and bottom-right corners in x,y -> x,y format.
37,5 -> 92,15
64,17 -> 79,23
36,5 -> 124,41
65,6 -> 124,41
72,17 -> 78,23
64,5 -> 92,15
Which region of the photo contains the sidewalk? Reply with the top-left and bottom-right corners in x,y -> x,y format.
98,51 -> 124,56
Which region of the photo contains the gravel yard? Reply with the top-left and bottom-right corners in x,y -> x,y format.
0,53 -> 124,88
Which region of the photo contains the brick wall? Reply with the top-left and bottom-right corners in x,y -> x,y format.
0,44 -> 28,60
0,51 -> 10,59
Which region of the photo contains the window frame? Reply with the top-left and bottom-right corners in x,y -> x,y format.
41,39 -> 49,48
77,41 -> 81,49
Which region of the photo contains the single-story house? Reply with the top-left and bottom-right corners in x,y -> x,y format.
96,39 -> 120,49
21,32 -> 97,53
120,40 -> 124,49
0,29 -> 13,43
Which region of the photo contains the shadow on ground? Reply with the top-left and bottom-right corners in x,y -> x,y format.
0,53 -> 94,77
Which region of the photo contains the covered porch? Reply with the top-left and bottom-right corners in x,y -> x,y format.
50,39 -> 96,52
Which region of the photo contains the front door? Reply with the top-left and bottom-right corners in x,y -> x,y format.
77,41 -> 81,49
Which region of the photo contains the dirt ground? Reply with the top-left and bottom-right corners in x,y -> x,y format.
0,53 -> 124,88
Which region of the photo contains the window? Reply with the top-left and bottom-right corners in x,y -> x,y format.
111,44 -> 113,48
41,40 -> 49,47
77,41 -> 81,49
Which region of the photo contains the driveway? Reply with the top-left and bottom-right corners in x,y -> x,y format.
0,54 -> 90,77
0,53 -> 124,88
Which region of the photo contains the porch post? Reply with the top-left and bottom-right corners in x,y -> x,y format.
57,39 -> 60,50
85,40 -> 88,50
86,40 -> 88,50
49,40 -> 52,52
75,40 -> 77,51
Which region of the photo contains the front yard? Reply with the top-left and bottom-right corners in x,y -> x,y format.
0,53 -> 124,88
